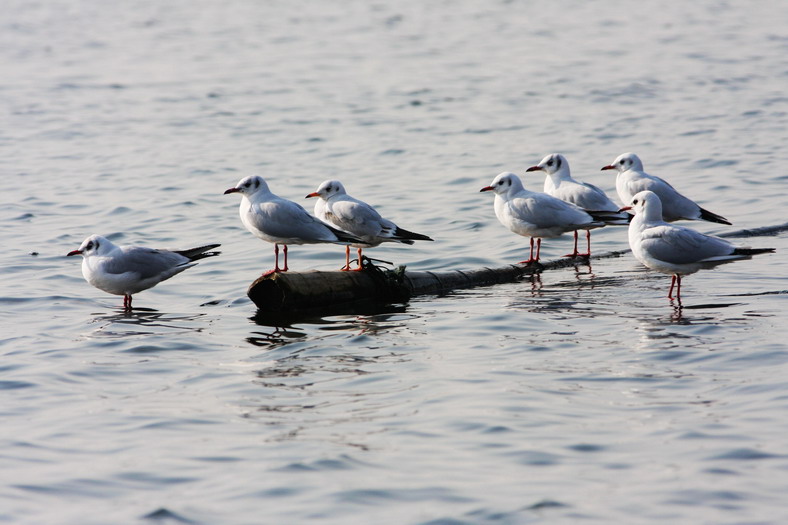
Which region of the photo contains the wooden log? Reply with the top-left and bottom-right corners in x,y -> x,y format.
248,222 -> 787,313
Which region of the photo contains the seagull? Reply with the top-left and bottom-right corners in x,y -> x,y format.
601,152 -> 731,225
305,180 -> 434,270
224,175 -> 362,275
526,153 -> 629,258
480,172 -> 611,264
621,190 -> 773,300
67,234 -> 220,309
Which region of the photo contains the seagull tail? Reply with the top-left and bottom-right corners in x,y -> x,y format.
325,225 -> 365,245
393,227 -> 434,243
586,210 -> 631,225
732,247 -> 775,256
699,207 -> 732,225
175,244 -> 222,261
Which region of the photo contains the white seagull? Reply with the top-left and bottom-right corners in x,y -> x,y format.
305,180 -> 433,270
480,172 -> 610,264
67,234 -> 220,309
602,152 -> 731,225
526,153 -> 629,257
224,175 -> 362,275
621,190 -> 773,300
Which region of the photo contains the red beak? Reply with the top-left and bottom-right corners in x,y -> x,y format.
224,187 -> 240,194
67,249 -> 83,256
305,192 -> 319,199
479,186 -> 494,192
525,166 -> 542,172
618,206 -> 632,212
601,165 -> 615,171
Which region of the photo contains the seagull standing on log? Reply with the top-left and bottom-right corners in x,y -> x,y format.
225,175 -> 362,276
526,153 -> 629,258
306,179 -> 433,270
480,172 -> 616,265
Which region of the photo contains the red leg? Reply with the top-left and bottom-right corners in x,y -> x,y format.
583,230 -> 591,257
123,294 -> 132,310
676,275 -> 681,300
564,231 -> 580,258
535,238 -> 541,262
263,244 -> 283,277
353,247 -> 364,271
668,275 -> 676,299
341,245 -> 351,271
282,244 -> 289,272
519,237 -> 536,264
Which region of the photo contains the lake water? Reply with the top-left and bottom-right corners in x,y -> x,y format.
2,1 -> 788,523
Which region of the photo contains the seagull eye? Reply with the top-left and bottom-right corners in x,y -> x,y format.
633,199 -> 639,204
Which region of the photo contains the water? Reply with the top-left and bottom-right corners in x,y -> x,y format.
2,1 -> 788,523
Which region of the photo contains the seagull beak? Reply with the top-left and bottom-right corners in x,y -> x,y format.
224,187 -> 240,194
480,186 -> 494,192
601,165 -> 615,171
67,249 -> 83,256
525,165 -> 542,172
618,206 -> 632,212
305,192 -> 319,199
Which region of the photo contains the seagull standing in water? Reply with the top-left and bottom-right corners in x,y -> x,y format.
602,152 -> 731,225
480,172 -> 610,264
622,190 -> 773,300
67,234 -> 220,309
306,180 -> 433,270
526,153 -> 629,258
224,175 -> 362,275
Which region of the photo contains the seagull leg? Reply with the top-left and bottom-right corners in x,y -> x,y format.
668,275 -> 676,299
123,294 -> 132,310
282,245 -> 289,272
518,237 -> 536,264
262,244 -> 281,277
676,275 -> 682,300
535,238 -> 541,262
353,247 -> 364,271
579,230 -> 592,258
564,231 -> 580,258
341,245 -> 351,271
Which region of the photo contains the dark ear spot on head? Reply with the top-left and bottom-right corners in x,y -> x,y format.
94,240 -> 99,249
254,179 -> 260,188
555,157 -> 562,170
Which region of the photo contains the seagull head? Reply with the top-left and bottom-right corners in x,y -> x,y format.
620,190 -> 663,221
306,179 -> 347,200
601,152 -> 643,173
526,153 -> 569,177
480,172 -> 524,196
224,175 -> 270,197
67,234 -> 113,257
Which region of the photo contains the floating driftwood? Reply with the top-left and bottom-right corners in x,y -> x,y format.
248,222 -> 787,312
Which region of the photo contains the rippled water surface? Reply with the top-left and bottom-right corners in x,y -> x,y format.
2,1 -> 788,523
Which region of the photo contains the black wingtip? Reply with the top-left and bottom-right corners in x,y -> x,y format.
732,247 -> 775,256
699,208 -> 732,226
393,227 -> 434,242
